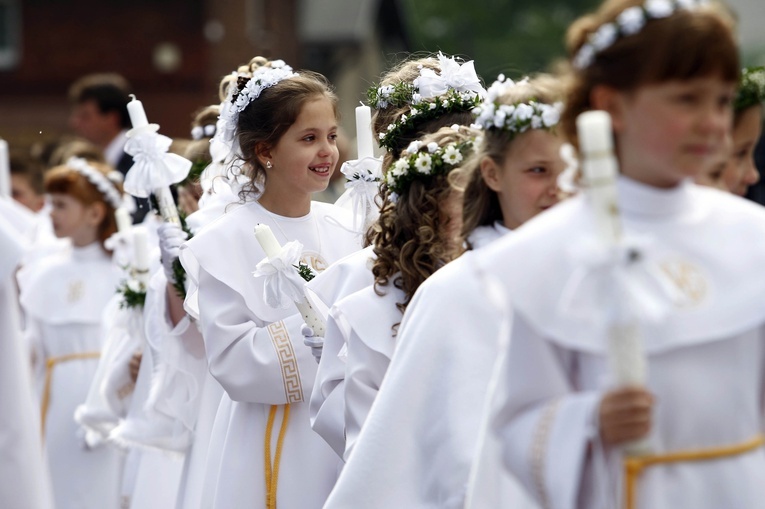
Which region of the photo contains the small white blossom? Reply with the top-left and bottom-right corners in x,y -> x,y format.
592,23 -> 618,51
618,7 -> 645,35
427,142 -> 439,153
411,93 -> 422,104
414,153 -> 433,174
531,116 -> 543,129
443,145 -> 463,165
573,43 -> 596,70
386,124 -> 395,131
392,158 -> 409,174
429,102 -> 438,110
406,140 -> 423,154
541,104 -> 561,127
645,0 -> 673,18
514,103 -> 534,121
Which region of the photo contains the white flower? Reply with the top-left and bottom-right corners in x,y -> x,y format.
645,0 -> 674,18
531,116 -> 543,129
443,145 -> 463,165
191,126 -> 204,140
427,142 -> 439,153
414,153 -> 433,174
450,124 -> 461,131
399,114 -> 408,123
392,158 -> 410,175
618,7 -> 645,35
573,43 -> 596,70
514,103 -> 534,121
412,93 -> 422,104
493,110 -> 507,129
592,23 -> 618,51
541,104 -> 561,127
675,0 -> 696,8
127,279 -> 143,293
387,124 -> 395,131
378,132 -> 386,140
429,102 -> 438,110
406,140 -> 423,154
385,172 -> 396,186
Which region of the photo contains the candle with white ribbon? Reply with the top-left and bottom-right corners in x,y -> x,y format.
578,110 -> 649,454
132,226 -> 151,286
127,95 -> 149,130
253,224 -> 326,336
115,207 -> 132,234
0,139 -> 10,199
355,103 -> 374,159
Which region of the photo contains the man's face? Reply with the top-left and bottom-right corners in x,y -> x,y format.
69,99 -> 119,147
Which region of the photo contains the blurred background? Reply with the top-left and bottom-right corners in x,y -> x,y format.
0,0 -> 763,152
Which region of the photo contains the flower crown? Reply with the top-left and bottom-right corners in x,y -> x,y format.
191,124 -> 216,140
573,0 -> 711,70
219,60 -> 298,143
66,157 -> 123,209
473,75 -> 563,134
368,53 -> 486,152
384,134 -> 475,202
734,66 -> 765,113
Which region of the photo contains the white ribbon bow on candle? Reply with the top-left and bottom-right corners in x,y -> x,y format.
252,240 -> 308,309
416,53 -> 486,100
557,235 -> 683,325
335,156 -> 383,236
124,133 -> 192,198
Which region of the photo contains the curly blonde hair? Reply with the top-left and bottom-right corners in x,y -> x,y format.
371,125 -> 476,326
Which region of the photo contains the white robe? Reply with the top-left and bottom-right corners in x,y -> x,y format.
179,200 -> 360,509
0,214 -> 53,509
306,245 -> 376,457
479,177 -> 765,509
19,242 -> 123,509
322,223 -> 530,508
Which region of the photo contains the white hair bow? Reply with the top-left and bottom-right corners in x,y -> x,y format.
416,52 -> 486,100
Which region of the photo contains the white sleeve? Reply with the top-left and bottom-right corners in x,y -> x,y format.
494,313 -> 601,509
196,266 -> 316,404
309,306 -> 351,458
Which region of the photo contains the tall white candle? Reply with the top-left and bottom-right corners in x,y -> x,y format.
132,226 -> 150,272
254,224 -> 282,258
115,207 -> 132,234
0,139 -> 10,199
127,95 -> 149,129
355,103 -> 374,159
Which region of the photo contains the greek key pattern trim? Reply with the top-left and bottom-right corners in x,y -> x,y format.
530,398 -> 561,509
267,321 -> 303,403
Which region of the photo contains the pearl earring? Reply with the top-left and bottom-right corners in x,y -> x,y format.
266,161 -> 272,169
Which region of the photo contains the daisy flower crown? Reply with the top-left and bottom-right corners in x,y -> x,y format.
573,0 -> 711,70
219,60 -> 299,143
472,75 -> 563,134
368,53 -> 486,152
66,157 -> 123,209
734,66 -> 765,112
384,135 -> 475,202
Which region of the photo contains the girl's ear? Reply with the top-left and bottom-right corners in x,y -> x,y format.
255,142 -> 273,169
590,85 -> 627,133
479,156 -> 503,193
86,201 -> 107,227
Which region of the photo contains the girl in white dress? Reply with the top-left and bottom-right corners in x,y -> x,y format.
480,2 -> 765,508
178,57 -> 359,509
322,75 -> 568,509
307,53 -> 486,457
20,157 -> 124,509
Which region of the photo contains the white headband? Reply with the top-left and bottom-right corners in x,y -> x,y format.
66,157 -> 123,209
573,0 -> 711,70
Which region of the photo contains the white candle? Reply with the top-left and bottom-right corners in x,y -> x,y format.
132,226 -> 150,272
115,207 -> 132,234
254,224 -> 282,258
0,139 -> 9,199
127,95 -> 149,129
577,111 -> 620,244
355,103 -> 374,159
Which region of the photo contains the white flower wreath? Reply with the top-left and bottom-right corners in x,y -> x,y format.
573,0 -> 711,70
472,76 -> 563,134
66,157 -> 123,209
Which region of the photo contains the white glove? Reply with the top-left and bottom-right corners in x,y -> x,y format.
157,222 -> 188,283
302,323 -> 323,363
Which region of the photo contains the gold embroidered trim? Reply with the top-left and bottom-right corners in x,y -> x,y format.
267,321 -> 303,403
530,399 -> 561,509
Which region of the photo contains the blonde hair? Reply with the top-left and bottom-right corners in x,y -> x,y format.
560,0 -> 739,147
371,125 -> 477,324
455,75 -> 564,248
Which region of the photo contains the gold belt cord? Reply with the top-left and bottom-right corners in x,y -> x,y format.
40,351 -> 101,437
264,404 -> 291,509
624,434 -> 765,509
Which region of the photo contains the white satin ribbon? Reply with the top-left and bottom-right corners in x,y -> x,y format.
558,235 -> 682,325
416,52 -> 486,100
252,240 -> 307,309
335,156 -> 383,236
124,132 -> 192,198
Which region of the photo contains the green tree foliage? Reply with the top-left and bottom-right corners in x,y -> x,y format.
401,0 -> 600,80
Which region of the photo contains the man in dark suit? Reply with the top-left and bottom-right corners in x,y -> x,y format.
68,73 -> 149,222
